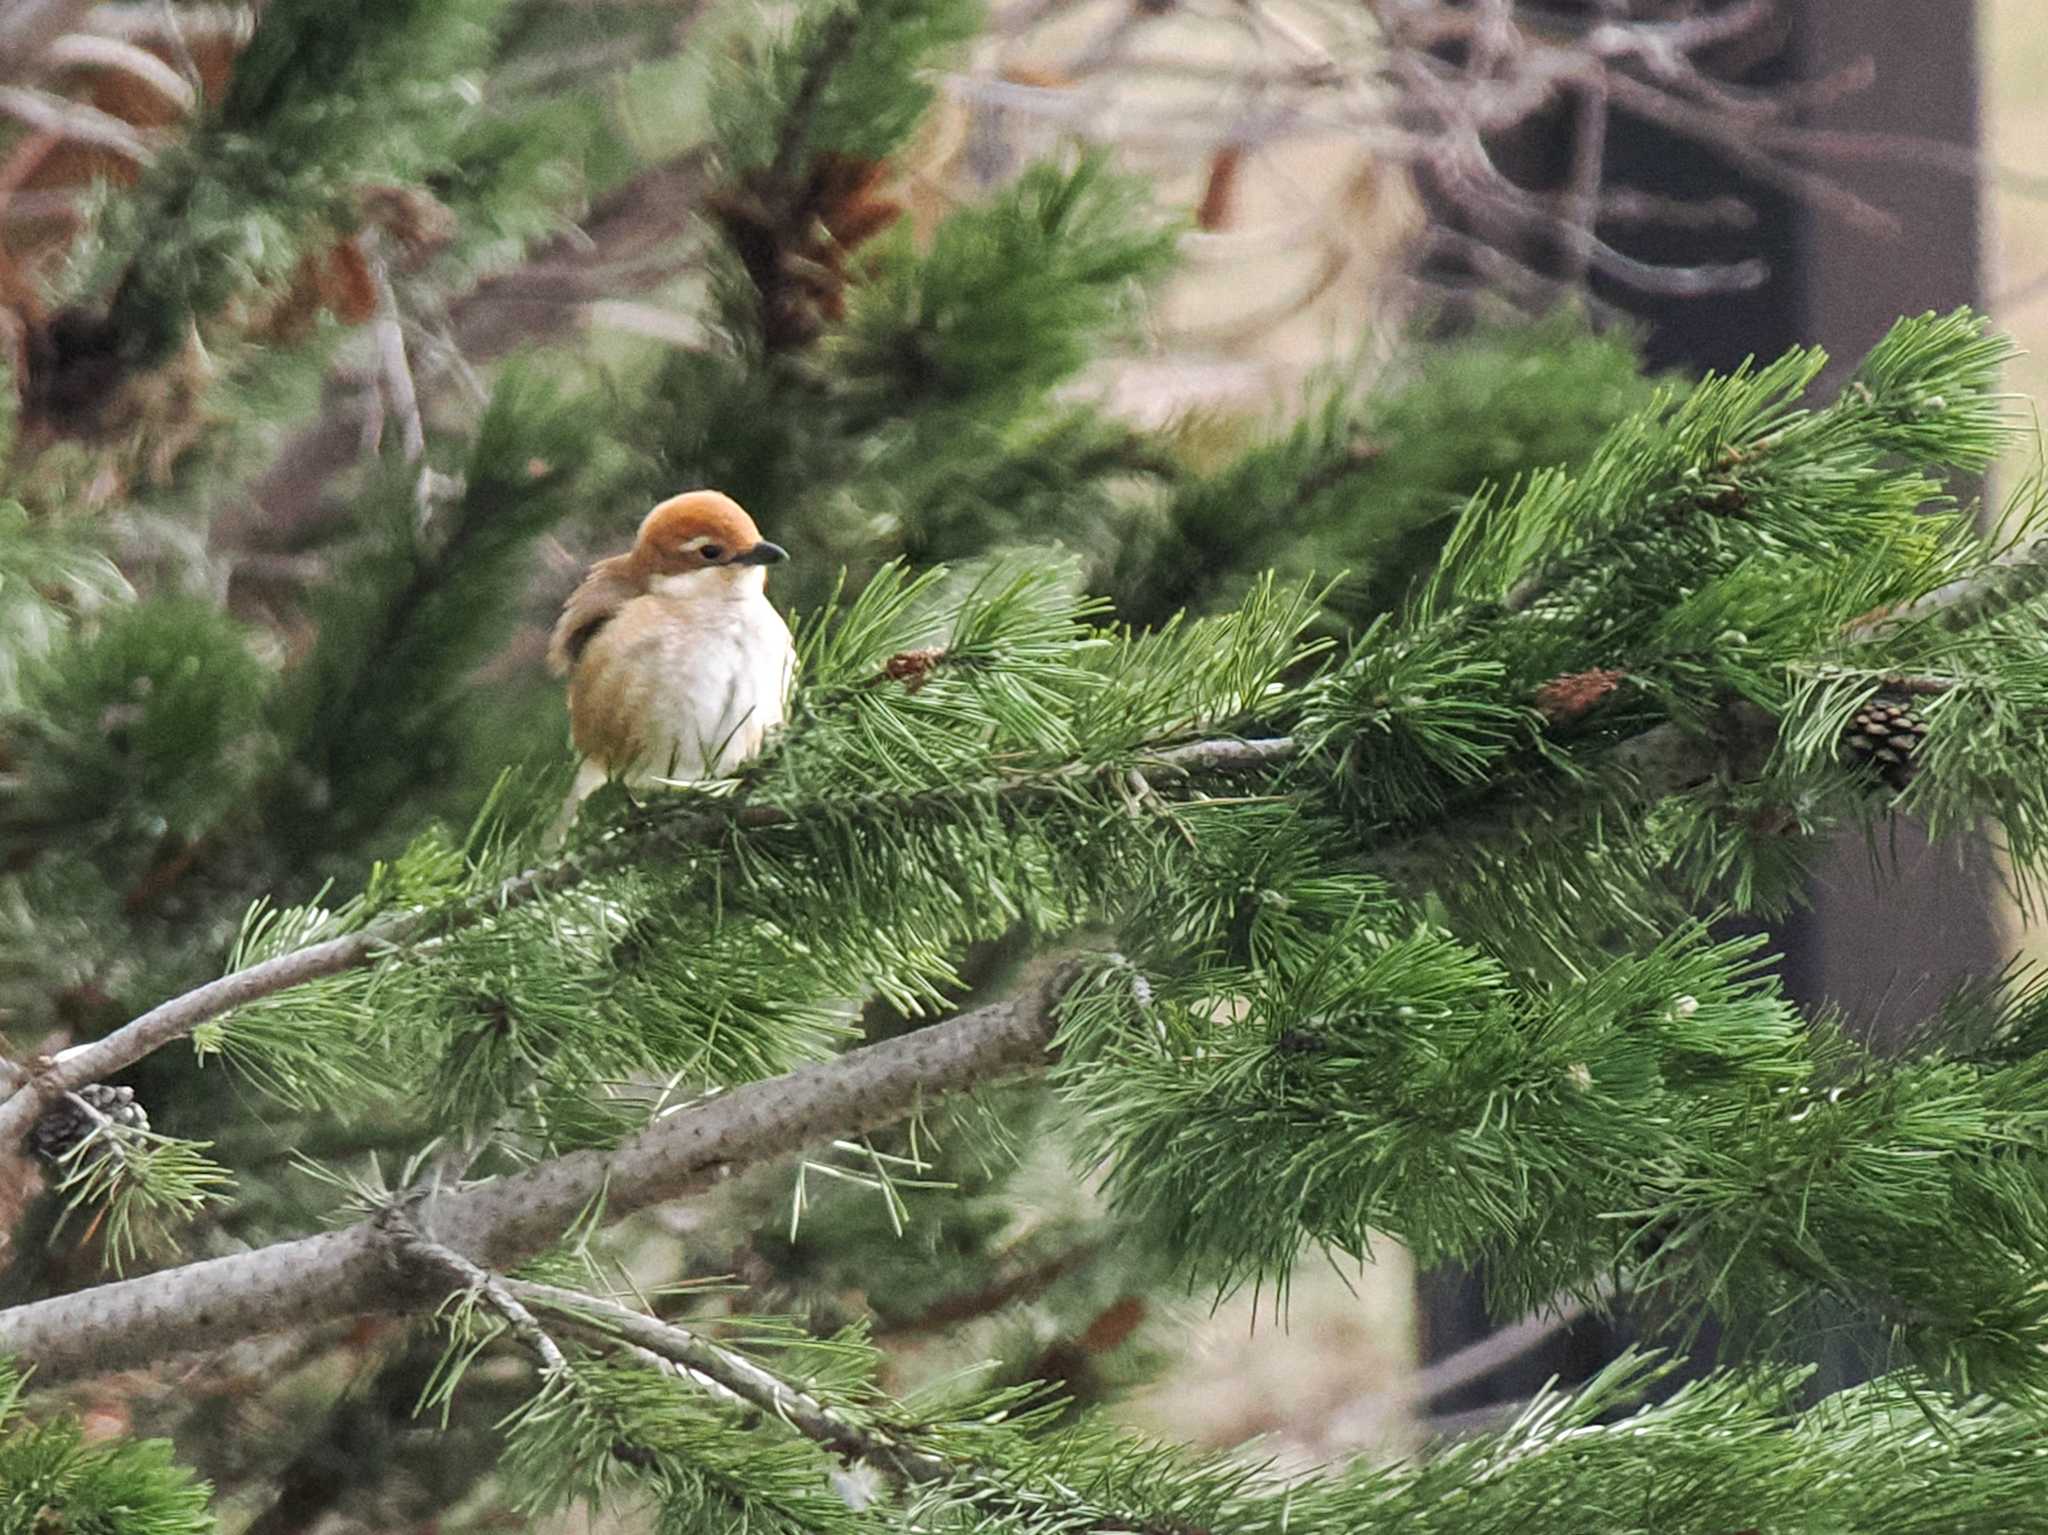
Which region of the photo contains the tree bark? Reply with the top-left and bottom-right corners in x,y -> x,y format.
0,973 -> 1065,1388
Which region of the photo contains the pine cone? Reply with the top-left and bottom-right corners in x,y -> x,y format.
1534,667 -> 1627,726
30,1083 -> 148,1163
1841,697 -> 1929,791
881,646 -> 946,693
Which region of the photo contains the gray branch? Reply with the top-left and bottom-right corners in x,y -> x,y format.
509,1280 -> 949,1481
0,855 -> 589,1148
398,1218 -> 569,1375
0,83 -> 159,161
0,967 -> 1071,1387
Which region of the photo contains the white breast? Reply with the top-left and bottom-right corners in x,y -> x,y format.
635,589 -> 793,781
569,573 -> 795,790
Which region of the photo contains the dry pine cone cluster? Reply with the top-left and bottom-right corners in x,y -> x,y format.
1841,697 -> 1929,792
30,1083 -> 149,1163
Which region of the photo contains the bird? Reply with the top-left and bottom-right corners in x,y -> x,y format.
547,490 -> 795,834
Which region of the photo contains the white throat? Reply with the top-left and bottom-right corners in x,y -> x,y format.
650,564 -> 769,601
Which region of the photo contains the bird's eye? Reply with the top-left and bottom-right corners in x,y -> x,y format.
700,544 -> 723,561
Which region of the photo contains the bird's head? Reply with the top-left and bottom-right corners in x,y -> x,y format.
630,490 -> 789,594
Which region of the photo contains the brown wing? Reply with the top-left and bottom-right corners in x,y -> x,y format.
565,597 -> 674,771
547,553 -> 641,677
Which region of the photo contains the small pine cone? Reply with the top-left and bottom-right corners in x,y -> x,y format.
1534,667 -> 1627,726
882,646 -> 946,693
1841,697 -> 1930,791
30,1083 -> 148,1162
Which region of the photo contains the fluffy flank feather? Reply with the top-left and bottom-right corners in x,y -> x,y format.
548,553 -> 643,675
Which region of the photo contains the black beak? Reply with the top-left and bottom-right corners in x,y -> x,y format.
734,541 -> 789,566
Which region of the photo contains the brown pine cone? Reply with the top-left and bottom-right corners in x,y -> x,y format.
1841,698 -> 1929,792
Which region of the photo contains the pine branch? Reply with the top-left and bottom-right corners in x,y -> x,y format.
1853,528 -> 2048,639
767,6 -> 864,190
508,1279 -> 949,1481
1362,696 -> 1778,888
508,1282 -> 1217,1535
0,530 -> 2018,1151
399,1228 -> 776,1521
0,855 -> 588,1150
0,961 -> 1077,1387
0,1360 -> 216,1535
0,732 -> 1255,1143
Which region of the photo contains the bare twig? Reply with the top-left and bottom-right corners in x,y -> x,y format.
83,4 -> 253,44
1556,69 -> 1608,287
0,0 -> 98,86
967,0 -> 1958,308
147,0 -> 207,92
1410,1281 -> 1614,1406
392,1214 -> 568,1375
1600,70 -> 1897,237
366,247 -> 426,474
1596,187 -> 1755,231
42,32 -> 194,110
0,83 -> 158,162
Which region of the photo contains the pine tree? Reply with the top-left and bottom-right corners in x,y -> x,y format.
4,4 -> 2047,1533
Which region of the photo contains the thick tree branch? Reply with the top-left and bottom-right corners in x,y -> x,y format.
0,966 -> 1071,1387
